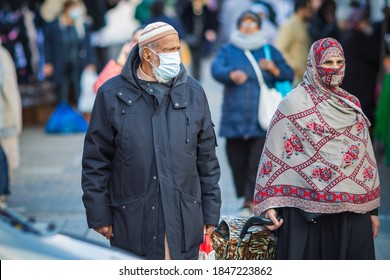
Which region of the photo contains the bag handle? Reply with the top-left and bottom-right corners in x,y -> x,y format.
244,49 -> 267,89
263,44 -> 272,61
238,216 -> 278,240
236,216 -> 280,249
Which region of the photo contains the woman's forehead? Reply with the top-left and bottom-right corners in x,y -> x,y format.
312,38 -> 344,65
320,48 -> 344,64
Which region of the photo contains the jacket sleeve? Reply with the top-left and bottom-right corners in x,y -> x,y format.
81,23 -> 97,67
270,45 -> 294,82
81,89 -> 115,228
43,22 -> 55,65
211,45 -> 235,85
197,91 -> 221,226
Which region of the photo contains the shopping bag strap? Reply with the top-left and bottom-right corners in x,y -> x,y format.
263,44 -> 272,61
238,216 -> 277,240
244,49 -> 267,89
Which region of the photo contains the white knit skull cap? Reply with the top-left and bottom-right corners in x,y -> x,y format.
138,22 -> 178,48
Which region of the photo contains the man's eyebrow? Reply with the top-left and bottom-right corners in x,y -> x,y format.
162,46 -> 179,51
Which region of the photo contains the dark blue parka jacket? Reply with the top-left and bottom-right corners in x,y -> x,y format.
81,45 -> 221,260
211,44 -> 293,138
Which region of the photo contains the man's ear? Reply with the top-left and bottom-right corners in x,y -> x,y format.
142,48 -> 151,61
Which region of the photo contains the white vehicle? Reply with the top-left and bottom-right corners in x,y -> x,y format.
0,208 -> 140,260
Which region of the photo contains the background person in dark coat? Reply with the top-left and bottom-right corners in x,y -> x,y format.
180,0 -> 219,81
81,22 -> 221,260
43,0 -> 96,104
309,0 -> 340,43
340,7 -> 381,127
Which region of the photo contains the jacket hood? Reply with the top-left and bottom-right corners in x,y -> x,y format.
121,44 -> 188,89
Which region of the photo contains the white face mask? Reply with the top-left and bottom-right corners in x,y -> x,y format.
70,7 -> 82,20
150,49 -> 181,82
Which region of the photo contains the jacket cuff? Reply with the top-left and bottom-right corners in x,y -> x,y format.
86,206 -> 112,228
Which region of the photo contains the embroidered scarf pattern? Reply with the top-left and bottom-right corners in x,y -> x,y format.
254,38 -> 380,215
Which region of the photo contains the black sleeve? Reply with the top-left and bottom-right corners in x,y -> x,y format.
370,208 -> 379,216
81,89 -> 115,228
197,90 -> 221,226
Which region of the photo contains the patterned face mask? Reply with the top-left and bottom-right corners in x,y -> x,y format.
316,64 -> 345,87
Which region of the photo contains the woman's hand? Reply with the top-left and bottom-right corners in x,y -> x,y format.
229,70 -> 248,85
259,59 -> 280,77
264,208 -> 283,231
370,215 -> 380,239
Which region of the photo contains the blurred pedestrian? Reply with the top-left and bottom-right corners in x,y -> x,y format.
254,38 -> 380,259
180,0 -> 219,81
134,0 -> 155,24
276,0 -> 313,85
43,0 -> 96,104
144,0 -> 187,39
211,11 -> 293,217
340,7 -> 381,128
93,26 -> 143,93
218,0 -> 253,44
309,0 -> 340,43
143,0 -> 192,69
250,3 -> 279,45
40,0 -> 87,23
81,22 -> 221,260
0,43 -> 23,208
260,0 -> 294,26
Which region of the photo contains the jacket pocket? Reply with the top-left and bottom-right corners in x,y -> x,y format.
110,196 -> 145,256
180,191 -> 204,251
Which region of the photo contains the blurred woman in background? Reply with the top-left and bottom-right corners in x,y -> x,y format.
211,11 -> 292,217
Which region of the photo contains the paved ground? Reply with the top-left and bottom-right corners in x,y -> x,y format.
5,58 -> 390,259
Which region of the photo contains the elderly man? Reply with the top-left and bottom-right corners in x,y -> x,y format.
81,22 -> 221,260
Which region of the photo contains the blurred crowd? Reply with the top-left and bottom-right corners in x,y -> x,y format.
1,0 -> 390,206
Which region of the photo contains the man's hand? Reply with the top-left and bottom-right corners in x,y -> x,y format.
94,225 -> 113,240
204,224 -> 215,235
43,63 -> 54,77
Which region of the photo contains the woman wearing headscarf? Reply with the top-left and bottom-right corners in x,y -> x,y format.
254,38 -> 380,259
211,11 -> 293,217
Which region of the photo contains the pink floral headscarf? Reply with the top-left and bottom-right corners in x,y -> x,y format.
253,38 -> 380,215
303,38 -> 365,120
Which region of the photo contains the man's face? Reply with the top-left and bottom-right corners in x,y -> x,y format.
149,34 -> 180,67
